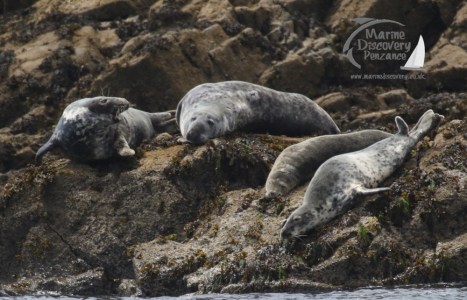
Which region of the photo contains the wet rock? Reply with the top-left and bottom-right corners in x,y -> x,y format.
149,0 -> 194,29
434,0 -> 464,26
424,2 -> 467,92
9,105 -> 53,134
259,53 -> 324,96
0,0 -> 35,13
71,26 -> 121,73
435,233 -> 467,281
426,43 -> 467,92
62,0 -> 150,21
354,109 -> 398,122
326,0 -> 440,44
314,92 -> 352,113
194,0 -> 234,24
234,5 -> 272,34
37,268 -> 107,296
377,89 -> 414,108
117,279 -> 143,296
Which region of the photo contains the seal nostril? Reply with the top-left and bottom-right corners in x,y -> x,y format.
186,130 -> 197,142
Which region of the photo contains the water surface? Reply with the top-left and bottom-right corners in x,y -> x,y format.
2,284 -> 467,300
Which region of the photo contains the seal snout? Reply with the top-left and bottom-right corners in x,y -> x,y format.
280,228 -> 292,240
186,122 -> 209,145
186,130 -> 207,145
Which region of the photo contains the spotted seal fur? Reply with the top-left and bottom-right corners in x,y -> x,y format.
281,110 -> 444,239
176,81 -> 340,145
36,96 -> 176,162
265,130 -> 393,198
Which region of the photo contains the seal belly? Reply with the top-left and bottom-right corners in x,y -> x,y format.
60,124 -> 118,160
119,108 -> 156,147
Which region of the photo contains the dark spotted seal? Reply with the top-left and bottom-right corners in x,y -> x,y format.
35,96 -> 176,162
176,81 -> 340,145
281,110 -> 443,239
265,130 -> 392,198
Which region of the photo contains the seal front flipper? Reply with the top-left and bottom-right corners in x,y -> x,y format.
177,136 -> 189,144
114,133 -> 135,157
35,138 -> 59,164
355,186 -> 391,195
395,116 -> 409,136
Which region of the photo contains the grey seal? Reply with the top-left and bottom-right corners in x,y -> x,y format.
176,81 -> 340,145
35,96 -> 177,162
265,130 -> 392,198
281,110 -> 444,239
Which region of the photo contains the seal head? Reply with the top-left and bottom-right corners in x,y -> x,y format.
183,109 -> 226,145
280,205 -> 319,239
86,96 -> 129,122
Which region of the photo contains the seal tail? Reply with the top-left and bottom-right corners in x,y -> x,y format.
395,116 -> 409,136
35,138 -> 58,164
149,110 -> 179,134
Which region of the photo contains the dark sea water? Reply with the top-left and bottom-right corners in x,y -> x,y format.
1,284 -> 467,300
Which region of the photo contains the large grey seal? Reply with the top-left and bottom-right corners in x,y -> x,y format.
281,110 -> 444,239
176,81 -> 340,145
265,130 -> 393,198
35,96 -> 177,162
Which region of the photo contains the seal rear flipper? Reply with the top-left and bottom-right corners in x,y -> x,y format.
35,138 -> 58,164
409,109 -> 433,134
409,110 -> 444,141
156,118 -> 179,134
395,116 -> 409,136
356,186 -> 391,195
149,111 -> 178,132
115,134 -> 135,157
149,111 -> 173,123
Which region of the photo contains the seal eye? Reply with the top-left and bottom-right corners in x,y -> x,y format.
100,98 -> 108,104
207,119 -> 215,127
293,216 -> 301,222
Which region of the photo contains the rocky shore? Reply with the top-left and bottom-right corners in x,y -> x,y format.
0,0 -> 466,296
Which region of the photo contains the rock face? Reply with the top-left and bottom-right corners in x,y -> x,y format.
0,0 -> 466,297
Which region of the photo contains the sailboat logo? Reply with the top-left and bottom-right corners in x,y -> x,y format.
401,35 -> 425,70
343,18 -> 405,69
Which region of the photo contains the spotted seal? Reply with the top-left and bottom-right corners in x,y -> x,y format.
176,81 -> 340,145
35,96 -> 177,162
281,110 -> 444,239
265,130 -> 393,198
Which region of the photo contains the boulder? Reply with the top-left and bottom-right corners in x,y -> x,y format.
377,89 -> 414,108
